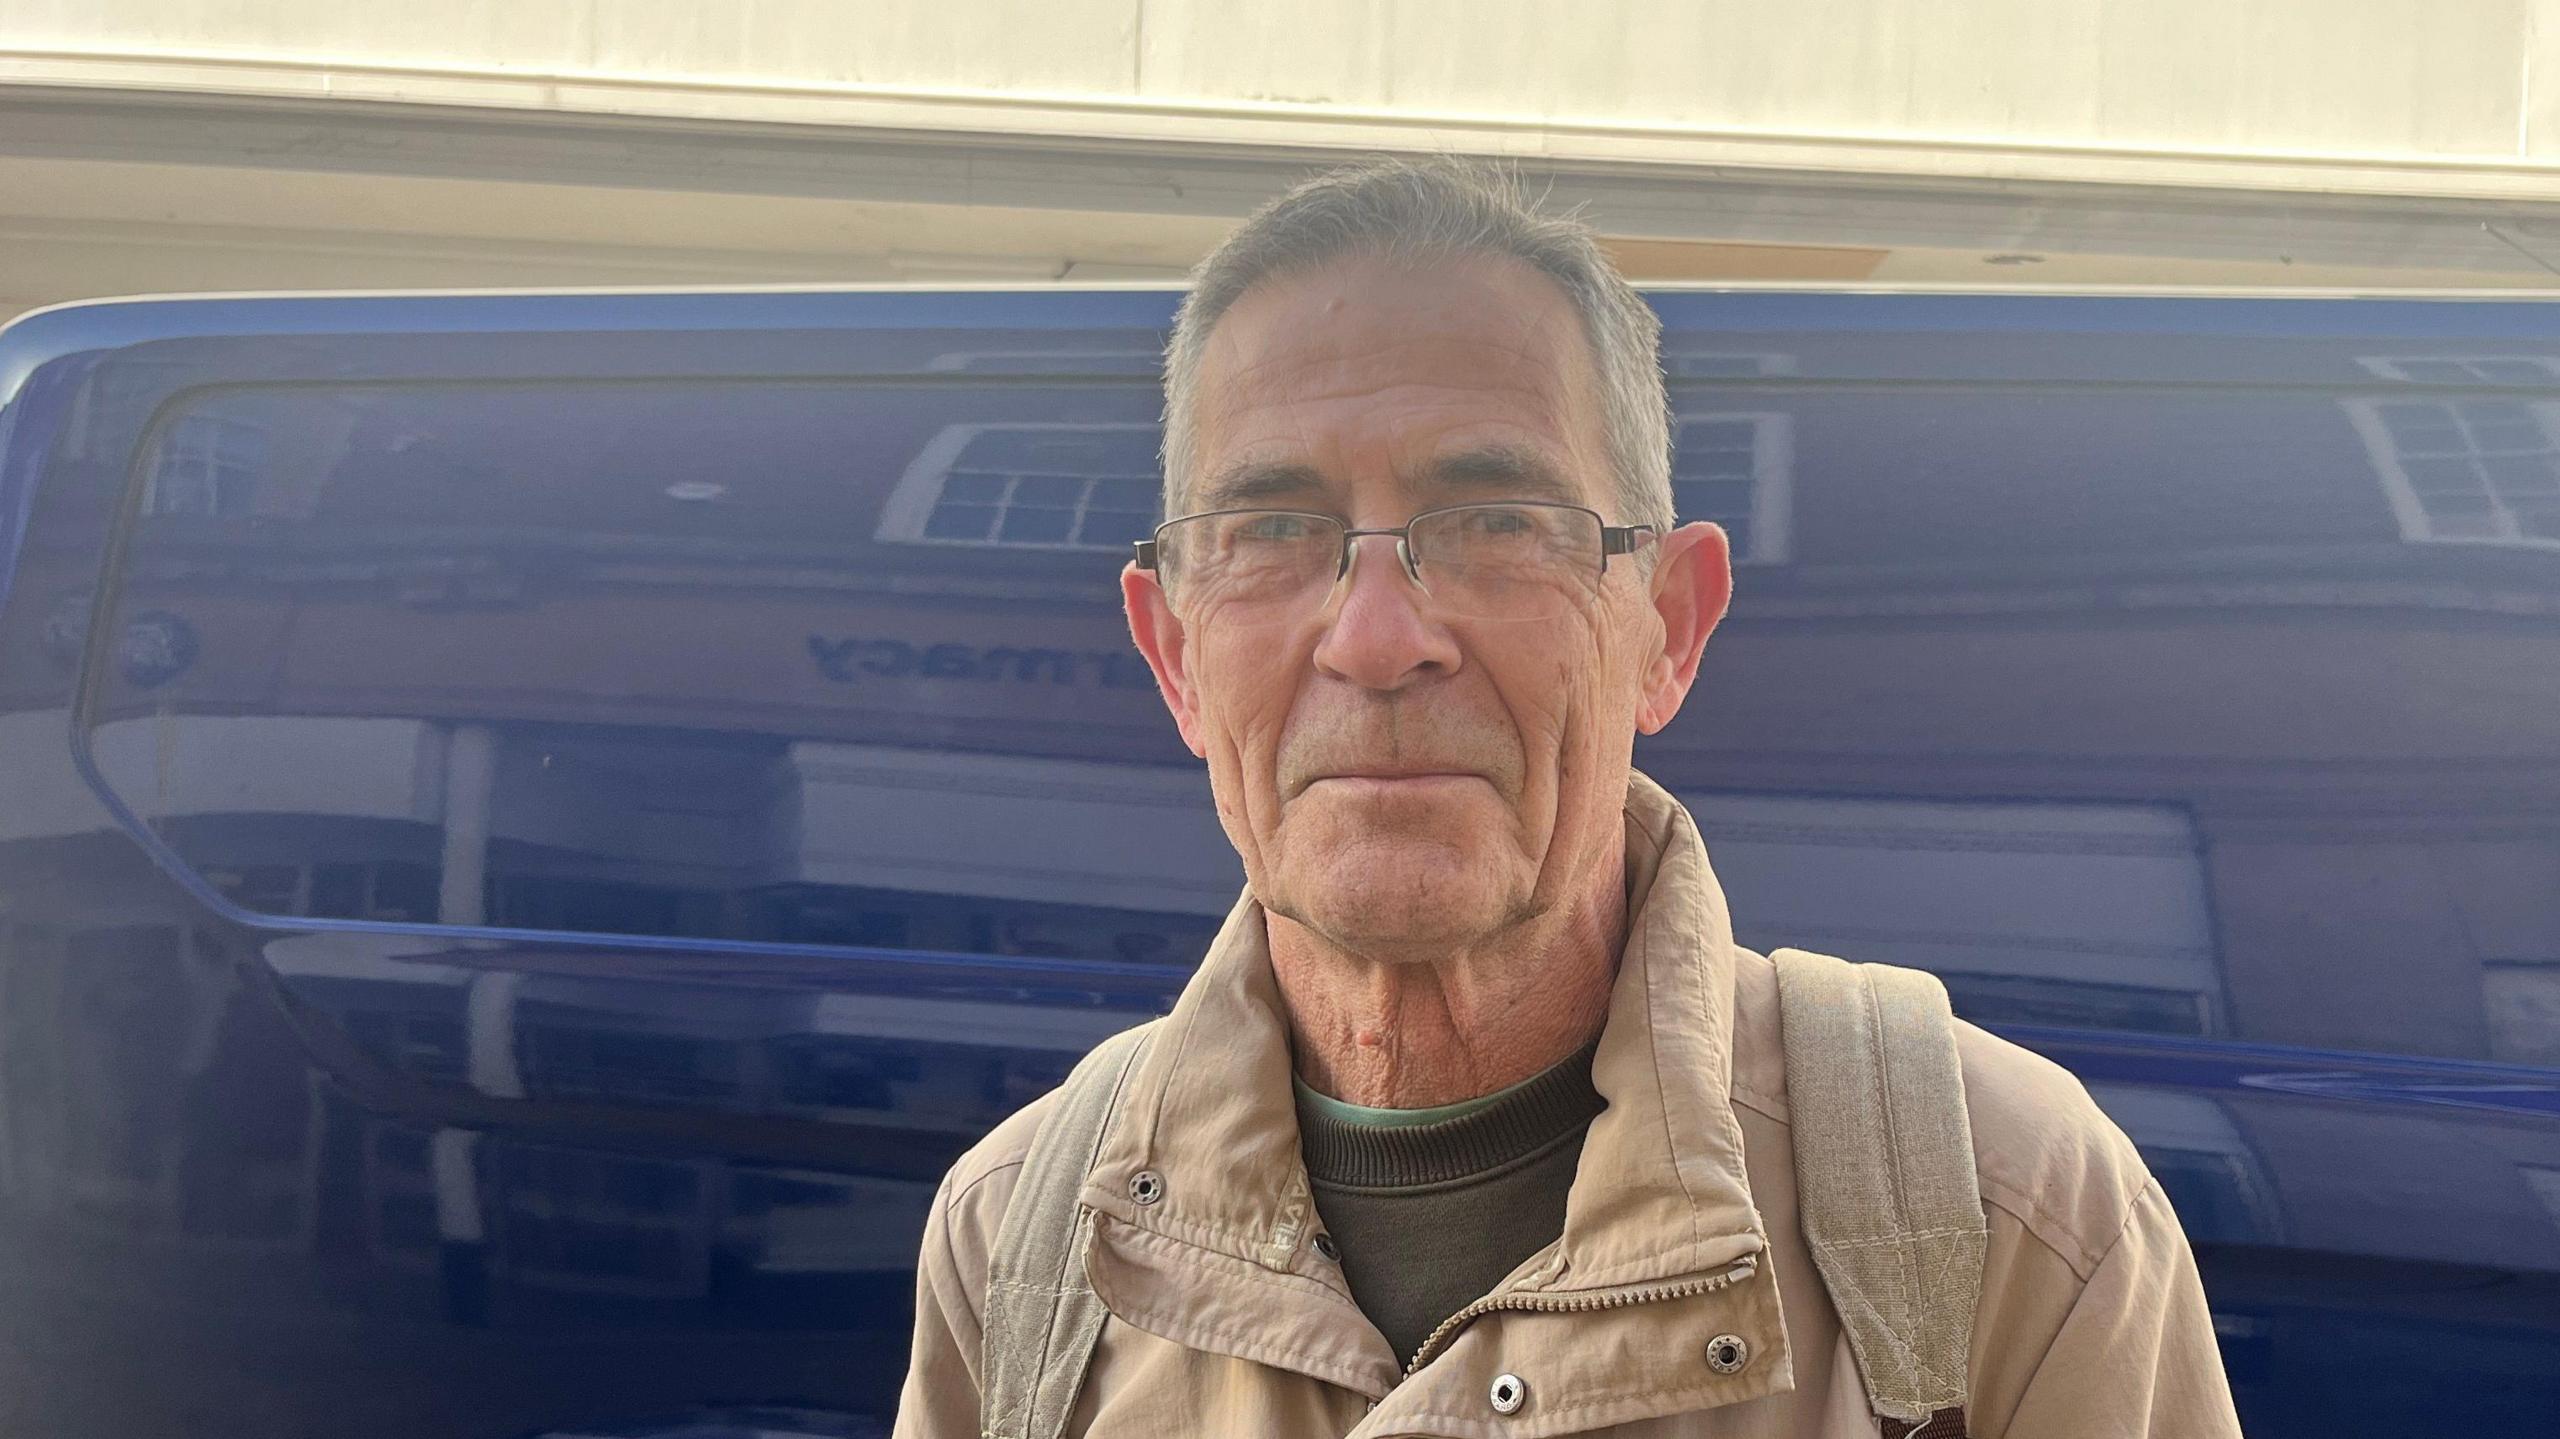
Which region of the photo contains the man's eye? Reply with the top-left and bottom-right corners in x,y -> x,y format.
1237,515 -> 1315,541
1461,507 -> 1535,535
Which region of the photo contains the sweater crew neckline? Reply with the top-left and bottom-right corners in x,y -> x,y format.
1292,1037 -> 1605,1190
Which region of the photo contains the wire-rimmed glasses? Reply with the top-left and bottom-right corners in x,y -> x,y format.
1133,500 -> 1656,627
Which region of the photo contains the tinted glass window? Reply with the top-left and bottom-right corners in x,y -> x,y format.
71,366 -> 2560,1066
1635,373 -> 2560,1068
84,380 -> 1230,970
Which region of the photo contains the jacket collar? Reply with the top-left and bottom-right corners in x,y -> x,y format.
1079,769 -> 1785,1404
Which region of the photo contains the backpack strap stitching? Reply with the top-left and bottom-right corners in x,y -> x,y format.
1774,948 -> 1988,1427
979,1023 -> 1156,1439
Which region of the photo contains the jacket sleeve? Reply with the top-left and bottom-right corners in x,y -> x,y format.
892,1169 -> 988,1439
1998,1177 -> 2245,1437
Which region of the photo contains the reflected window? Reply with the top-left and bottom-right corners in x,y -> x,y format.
143,415 -> 268,519
494,1144 -> 709,1296
1662,349 -> 1795,380
363,1123 -> 441,1268
1673,413 -> 1791,564
879,423 -> 1160,551
308,861 -> 439,923
2358,355 -> 2560,385
211,860 -> 442,926
2346,398 -> 2560,545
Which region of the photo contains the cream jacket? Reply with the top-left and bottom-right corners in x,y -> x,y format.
894,772 -> 2245,1437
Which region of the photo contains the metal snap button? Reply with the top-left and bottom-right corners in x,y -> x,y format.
1312,1231 -> 1339,1261
1705,1332 -> 1750,1374
1128,1169 -> 1165,1206
1488,1373 -> 1528,1414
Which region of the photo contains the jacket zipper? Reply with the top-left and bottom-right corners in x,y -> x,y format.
1401,1253 -> 1761,1377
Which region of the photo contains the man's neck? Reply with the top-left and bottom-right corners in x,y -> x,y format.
1269,846 -> 1626,1110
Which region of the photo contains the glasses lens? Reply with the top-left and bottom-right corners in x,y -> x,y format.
1157,511 -> 1343,626
1408,504 -> 1605,621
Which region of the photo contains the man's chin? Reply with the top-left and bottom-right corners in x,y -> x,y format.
1270,854 -> 1518,952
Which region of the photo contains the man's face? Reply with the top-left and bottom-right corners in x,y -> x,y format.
1125,253 -> 1730,959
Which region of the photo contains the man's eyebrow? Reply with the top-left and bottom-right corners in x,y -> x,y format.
1194,460 -> 1328,510
1421,446 -> 1584,504
1190,446 -> 1585,511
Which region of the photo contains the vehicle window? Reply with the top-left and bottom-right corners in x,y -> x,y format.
81,379 -> 1232,969
1632,376 -> 2560,1066
68,368 -> 2560,1066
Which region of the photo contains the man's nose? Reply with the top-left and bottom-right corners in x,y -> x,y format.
1310,532 -> 1462,690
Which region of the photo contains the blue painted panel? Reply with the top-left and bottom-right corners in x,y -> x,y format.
0,287 -> 2555,1437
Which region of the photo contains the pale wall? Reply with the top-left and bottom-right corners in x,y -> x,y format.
8,0 -> 2560,199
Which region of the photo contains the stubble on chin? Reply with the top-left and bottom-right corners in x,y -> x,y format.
1266,821 -> 1535,959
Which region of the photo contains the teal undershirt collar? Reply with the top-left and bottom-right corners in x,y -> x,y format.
1292,1058 -> 1561,1129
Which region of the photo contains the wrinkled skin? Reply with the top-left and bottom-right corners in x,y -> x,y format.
1124,252 -> 1733,1105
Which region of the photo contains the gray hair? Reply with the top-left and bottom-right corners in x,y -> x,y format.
1159,156 -> 1675,532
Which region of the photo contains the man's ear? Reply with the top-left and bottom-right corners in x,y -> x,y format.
1634,521 -> 1734,735
1123,561 -> 1208,757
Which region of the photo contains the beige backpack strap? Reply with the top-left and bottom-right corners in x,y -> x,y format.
1772,948 -> 1987,1438
980,1022 -> 1156,1439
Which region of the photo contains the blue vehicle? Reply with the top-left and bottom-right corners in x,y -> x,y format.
0,284 -> 2554,1438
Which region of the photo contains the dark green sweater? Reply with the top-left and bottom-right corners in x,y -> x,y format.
1293,1040 -> 1606,1366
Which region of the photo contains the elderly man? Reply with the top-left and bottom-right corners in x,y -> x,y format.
894,159 -> 2243,1438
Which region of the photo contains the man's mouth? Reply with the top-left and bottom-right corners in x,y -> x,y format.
1302,770 -> 1485,794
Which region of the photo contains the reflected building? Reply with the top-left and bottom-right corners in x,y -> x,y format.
7,334 -> 2555,1066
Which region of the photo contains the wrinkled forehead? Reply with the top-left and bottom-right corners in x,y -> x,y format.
1185,253 -> 1611,515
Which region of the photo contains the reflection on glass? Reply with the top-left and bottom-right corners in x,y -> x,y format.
1691,792 -> 2225,1036
39,374 -> 2557,1067
2348,396 -> 2560,545
88,381 -> 1225,966
1671,412 -> 1790,563
2086,1083 -> 2280,1245
885,423 -> 1161,552
0,918 -> 311,1246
